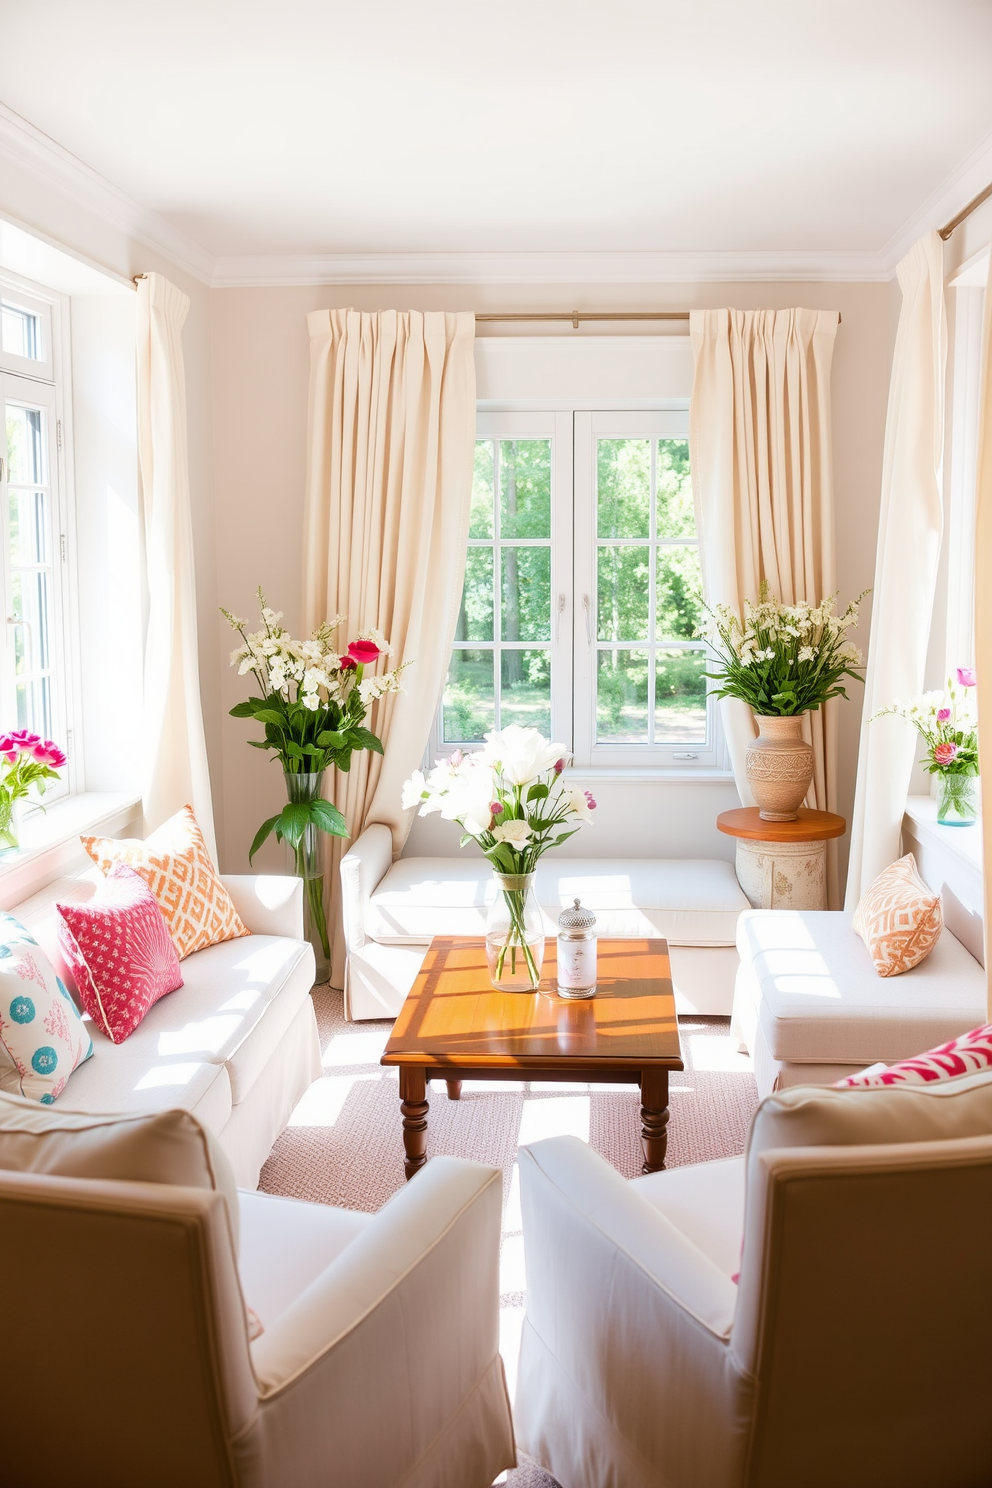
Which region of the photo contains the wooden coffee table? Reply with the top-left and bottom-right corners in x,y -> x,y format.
380,936 -> 683,1180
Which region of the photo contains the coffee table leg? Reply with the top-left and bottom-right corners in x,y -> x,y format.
445,1079 -> 463,1101
640,1068 -> 670,1174
399,1066 -> 429,1180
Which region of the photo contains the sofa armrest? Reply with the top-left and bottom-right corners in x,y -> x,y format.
515,1137 -> 743,1483
339,823 -> 394,953
249,1156 -> 514,1484
221,875 -> 305,939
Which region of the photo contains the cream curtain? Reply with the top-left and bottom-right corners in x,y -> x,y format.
135,273 -> 216,861
689,307 -> 841,905
975,250 -> 992,1018
845,233 -> 947,908
303,309 -> 476,987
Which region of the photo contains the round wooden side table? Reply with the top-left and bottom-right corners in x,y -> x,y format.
717,807 -> 846,910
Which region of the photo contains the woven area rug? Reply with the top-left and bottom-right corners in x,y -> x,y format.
259,985 -> 758,1488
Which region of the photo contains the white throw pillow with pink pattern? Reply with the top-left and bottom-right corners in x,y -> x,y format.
57,863 -> 183,1044
836,1024 -> 992,1088
0,912 -> 93,1103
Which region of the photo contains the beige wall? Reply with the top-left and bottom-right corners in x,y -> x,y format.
210,280 -> 891,883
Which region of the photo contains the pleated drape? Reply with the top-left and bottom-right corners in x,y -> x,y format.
689,307 -> 841,904
845,233 -> 947,908
135,273 -> 216,860
974,250 -> 992,1019
303,309 -> 476,987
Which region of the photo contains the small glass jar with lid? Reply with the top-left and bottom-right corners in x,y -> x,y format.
556,898 -> 597,999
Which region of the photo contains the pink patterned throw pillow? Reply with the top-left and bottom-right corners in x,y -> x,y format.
836,1024 -> 992,1089
56,863 -> 183,1044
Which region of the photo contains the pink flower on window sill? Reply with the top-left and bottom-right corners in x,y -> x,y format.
937,708 -> 951,721
934,742 -> 959,766
956,667 -> 977,688
35,741 -> 67,769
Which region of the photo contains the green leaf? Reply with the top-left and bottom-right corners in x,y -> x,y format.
283,741 -> 305,759
230,699 -> 260,718
247,739 -> 272,749
527,782 -> 549,802
248,815 -> 280,863
316,730 -> 345,748
253,708 -> 287,726
310,798 -> 349,837
349,726 -> 384,755
273,801 -> 311,849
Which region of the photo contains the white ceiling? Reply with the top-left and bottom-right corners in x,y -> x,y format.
1,0 -> 992,276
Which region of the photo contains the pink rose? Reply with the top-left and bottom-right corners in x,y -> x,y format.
554,758 -> 565,774
934,742 -> 958,765
347,640 -> 380,666
37,740 -> 66,769
0,734 -> 18,765
956,667 -> 977,688
584,791 -> 597,810
490,801 -> 504,815
9,730 -> 40,750
937,708 -> 951,721
338,656 -> 357,672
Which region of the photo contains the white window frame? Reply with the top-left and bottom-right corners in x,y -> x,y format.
573,409 -> 720,769
429,403 -> 725,772
0,268 -> 79,800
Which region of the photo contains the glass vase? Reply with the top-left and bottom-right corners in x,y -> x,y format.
284,771 -> 332,983
0,795 -> 21,857
485,871 -> 545,992
936,772 -> 978,827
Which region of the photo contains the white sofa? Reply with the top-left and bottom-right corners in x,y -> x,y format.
8,867 -> 321,1188
731,908 -> 988,1099
340,824 -> 750,1021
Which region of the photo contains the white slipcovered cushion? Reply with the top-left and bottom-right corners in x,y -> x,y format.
106,933 -> 315,1105
631,1155 -> 745,1279
736,910 -> 986,1066
238,1190 -> 372,1328
366,856 -> 747,948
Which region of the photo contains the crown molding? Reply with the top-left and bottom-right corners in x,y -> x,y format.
882,124 -> 992,272
210,247 -> 892,288
0,102 -> 214,286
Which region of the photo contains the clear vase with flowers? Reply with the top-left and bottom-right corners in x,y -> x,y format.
874,668 -> 980,827
0,732 -> 67,856
223,590 -> 406,980
402,726 -> 597,991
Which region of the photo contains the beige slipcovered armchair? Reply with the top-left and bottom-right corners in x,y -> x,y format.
0,1095 -> 515,1488
516,1072 -> 992,1488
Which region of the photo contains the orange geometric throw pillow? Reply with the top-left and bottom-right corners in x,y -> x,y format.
853,852 -> 942,978
81,806 -> 249,960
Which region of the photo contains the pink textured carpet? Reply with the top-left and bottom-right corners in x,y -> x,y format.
259,985 -> 758,1488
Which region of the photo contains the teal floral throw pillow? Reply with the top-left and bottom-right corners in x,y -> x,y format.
0,913 -> 93,1103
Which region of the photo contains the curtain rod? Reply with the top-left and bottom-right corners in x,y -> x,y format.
940,180 -> 992,241
475,309 -> 842,327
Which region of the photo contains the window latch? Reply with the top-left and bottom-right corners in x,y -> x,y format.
582,594 -> 593,645
555,593 -> 566,640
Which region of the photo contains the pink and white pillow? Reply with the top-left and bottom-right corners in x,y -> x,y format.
836,1024 -> 992,1089
0,912 -> 93,1103
56,863 -> 183,1044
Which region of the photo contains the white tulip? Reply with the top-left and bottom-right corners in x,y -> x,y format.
481,725 -> 569,786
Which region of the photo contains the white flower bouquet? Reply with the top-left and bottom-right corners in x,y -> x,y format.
403,726 -> 596,987
707,582 -> 866,716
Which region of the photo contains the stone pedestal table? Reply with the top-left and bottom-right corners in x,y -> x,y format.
716,807 -> 847,911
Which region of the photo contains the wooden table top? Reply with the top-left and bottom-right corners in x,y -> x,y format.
717,806 -> 846,843
381,937 -> 683,1072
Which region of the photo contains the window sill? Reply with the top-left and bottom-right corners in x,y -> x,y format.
569,768 -> 736,783
0,791 -> 141,910
903,794 -> 982,874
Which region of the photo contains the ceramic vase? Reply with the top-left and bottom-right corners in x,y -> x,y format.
485,871 -> 545,992
284,770 -> 332,983
745,714 -> 814,822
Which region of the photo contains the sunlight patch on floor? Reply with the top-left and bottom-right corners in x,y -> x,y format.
286,1072 -> 381,1126
322,1029 -> 390,1067
517,1095 -> 591,1145
687,1031 -> 754,1074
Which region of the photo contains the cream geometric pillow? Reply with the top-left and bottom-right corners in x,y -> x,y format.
853,852 -> 942,978
81,805 -> 249,961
